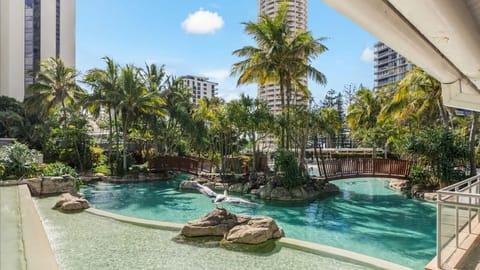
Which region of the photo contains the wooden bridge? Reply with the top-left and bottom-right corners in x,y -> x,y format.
148,156 -> 213,175
148,156 -> 412,179
317,158 -> 412,180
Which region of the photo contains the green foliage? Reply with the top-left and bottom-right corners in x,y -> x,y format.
42,162 -> 77,176
274,148 -> 304,189
42,162 -> 82,191
42,110 -> 94,171
93,165 -> 110,175
404,127 -> 468,186
0,162 -> 5,179
409,165 -> 433,186
0,142 -> 39,179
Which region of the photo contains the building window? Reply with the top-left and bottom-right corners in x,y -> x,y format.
56,0 -> 60,57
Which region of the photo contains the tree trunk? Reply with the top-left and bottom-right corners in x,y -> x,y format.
122,115 -> 128,172
319,142 -> 328,180
279,77 -> 286,149
114,110 -> 120,174
469,112 -> 479,176
108,107 -> 113,174
313,135 -> 321,177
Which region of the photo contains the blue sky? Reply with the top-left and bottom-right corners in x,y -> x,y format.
76,0 -> 378,102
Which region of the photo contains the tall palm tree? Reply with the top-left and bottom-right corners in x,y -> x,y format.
115,65 -> 165,171
25,57 -> 85,130
231,2 -> 327,148
83,56 -> 121,173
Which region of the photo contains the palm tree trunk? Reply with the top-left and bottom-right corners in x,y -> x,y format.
114,110 -> 120,174
469,112 -> 479,176
313,135 -> 321,177
122,115 -> 128,172
108,106 -> 113,174
279,78 -> 286,149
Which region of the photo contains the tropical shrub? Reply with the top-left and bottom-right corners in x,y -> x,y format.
274,148 -> 304,189
42,162 -> 77,176
42,161 -> 82,191
409,165 -> 433,186
403,127 -> 468,187
93,165 -> 110,175
0,142 -> 39,179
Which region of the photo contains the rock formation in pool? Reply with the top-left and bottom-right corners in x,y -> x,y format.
180,173 -> 339,201
177,208 -> 284,252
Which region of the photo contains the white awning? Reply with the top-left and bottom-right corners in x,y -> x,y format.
323,0 -> 480,112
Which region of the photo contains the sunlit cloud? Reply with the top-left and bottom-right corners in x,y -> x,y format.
360,47 -> 374,63
182,9 -> 224,34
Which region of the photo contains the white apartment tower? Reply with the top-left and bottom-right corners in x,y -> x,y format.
180,75 -> 218,105
374,42 -> 414,89
0,0 -> 76,101
258,0 -> 308,116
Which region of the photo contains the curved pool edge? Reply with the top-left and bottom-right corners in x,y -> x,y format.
86,207 -> 412,270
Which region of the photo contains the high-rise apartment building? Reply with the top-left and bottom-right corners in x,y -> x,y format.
373,41 -> 414,89
180,75 -> 218,105
0,0 -> 75,101
258,0 -> 308,116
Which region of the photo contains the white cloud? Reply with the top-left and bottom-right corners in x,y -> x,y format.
361,47 -> 374,63
182,9 -> 224,34
201,69 -> 230,83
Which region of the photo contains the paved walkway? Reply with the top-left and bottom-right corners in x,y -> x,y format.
0,185 -> 57,270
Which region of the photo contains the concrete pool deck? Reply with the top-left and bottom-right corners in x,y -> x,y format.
0,185 -> 58,270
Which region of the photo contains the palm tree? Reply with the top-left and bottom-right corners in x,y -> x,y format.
347,88 -> 382,158
388,67 -> 450,129
25,57 -> 85,130
226,94 -> 274,174
231,2 -> 328,148
83,56 -> 121,173
115,65 -> 165,172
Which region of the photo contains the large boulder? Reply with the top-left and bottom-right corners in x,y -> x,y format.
225,216 -> 284,244
179,208 -> 284,246
180,208 -> 240,237
53,193 -> 90,212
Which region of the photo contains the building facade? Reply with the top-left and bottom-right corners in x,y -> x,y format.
373,41 -> 414,89
180,75 -> 218,105
257,0 -> 308,149
257,0 -> 308,116
0,0 -> 75,101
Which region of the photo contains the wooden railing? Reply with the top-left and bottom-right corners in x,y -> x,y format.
320,158 -> 412,180
148,156 -> 213,175
148,156 -> 412,179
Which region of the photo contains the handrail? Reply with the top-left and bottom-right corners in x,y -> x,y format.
435,173 -> 480,269
437,175 -> 480,191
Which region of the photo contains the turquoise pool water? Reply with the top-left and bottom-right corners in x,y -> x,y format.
81,175 -> 436,269
35,196 -> 376,270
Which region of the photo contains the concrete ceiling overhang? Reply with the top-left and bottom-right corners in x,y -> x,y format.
323,0 -> 480,112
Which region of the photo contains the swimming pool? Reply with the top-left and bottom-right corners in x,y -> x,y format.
81,175 -> 436,269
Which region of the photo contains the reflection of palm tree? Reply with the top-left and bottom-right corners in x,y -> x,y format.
231,2 -> 327,148
25,57 -> 85,130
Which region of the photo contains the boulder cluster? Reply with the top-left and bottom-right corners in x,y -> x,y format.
180,208 -> 284,246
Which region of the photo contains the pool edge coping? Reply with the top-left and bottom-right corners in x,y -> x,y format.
86,207 -> 412,270
18,185 -> 59,270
